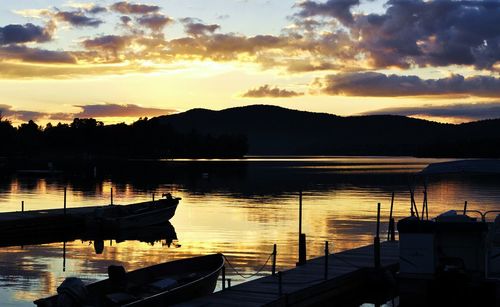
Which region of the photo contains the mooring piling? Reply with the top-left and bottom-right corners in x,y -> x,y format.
21,200 -> 24,212
297,191 -> 307,266
227,279 -> 231,289
63,187 -> 67,215
374,203 -> 381,269
464,200 -> 468,215
152,192 -> 155,202
387,192 -> 395,241
110,187 -> 113,205
324,241 -> 329,280
272,244 -> 277,276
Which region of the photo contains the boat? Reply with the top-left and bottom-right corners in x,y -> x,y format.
397,210 -> 500,306
34,253 -> 224,307
0,195 -> 180,243
93,195 -> 180,230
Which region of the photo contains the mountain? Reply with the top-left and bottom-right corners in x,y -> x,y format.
153,105 -> 500,157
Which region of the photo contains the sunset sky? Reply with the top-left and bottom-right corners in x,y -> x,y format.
0,0 -> 499,125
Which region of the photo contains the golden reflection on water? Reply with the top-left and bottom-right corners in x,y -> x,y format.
1,157 -> 500,305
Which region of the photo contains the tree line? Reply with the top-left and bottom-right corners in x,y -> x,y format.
0,116 -> 248,159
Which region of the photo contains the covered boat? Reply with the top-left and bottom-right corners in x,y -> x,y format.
34,253 -> 224,307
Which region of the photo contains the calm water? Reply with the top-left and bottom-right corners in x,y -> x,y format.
1,156 -> 500,306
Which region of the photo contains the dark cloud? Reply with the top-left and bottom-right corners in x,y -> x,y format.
54,11 -> 103,27
110,1 -> 160,14
137,14 -> 174,33
73,103 -> 175,118
314,72 -> 500,97
0,45 -> 76,64
86,5 -> 107,14
0,103 -> 175,122
295,0 -> 360,25
0,104 -> 46,121
293,0 -> 500,70
242,85 -> 304,98
81,35 -> 133,59
0,23 -> 52,45
120,16 -> 132,25
180,18 -> 220,37
363,102 -> 500,122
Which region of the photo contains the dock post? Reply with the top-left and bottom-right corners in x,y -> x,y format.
374,203 -> 381,269
110,187 -> 113,205
227,279 -> 231,289
297,191 -> 306,266
463,200 -> 468,215
278,271 -> 282,296
152,192 -> 155,202
272,244 -> 277,276
324,241 -> 329,280
387,192 -> 395,241
297,234 -> 306,266
63,187 -> 67,215
63,241 -> 66,272
222,266 -> 226,290
21,201 -> 24,212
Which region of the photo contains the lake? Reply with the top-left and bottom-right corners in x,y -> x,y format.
2,156 -> 500,306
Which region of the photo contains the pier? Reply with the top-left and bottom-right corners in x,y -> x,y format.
176,241 -> 399,306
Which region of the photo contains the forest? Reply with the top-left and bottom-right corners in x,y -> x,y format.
0,116 -> 248,159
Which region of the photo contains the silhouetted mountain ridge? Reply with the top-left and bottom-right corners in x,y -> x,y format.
154,105 -> 500,157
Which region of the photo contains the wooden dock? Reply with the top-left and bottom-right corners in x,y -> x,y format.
176,241 -> 399,306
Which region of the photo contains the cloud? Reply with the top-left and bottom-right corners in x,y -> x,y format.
180,18 -> 220,37
110,1 -> 160,14
0,45 -> 76,64
0,23 -> 52,45
73,103 -> 175,118
0,104 -> 46,121
295,0 -> 360,25
363,102 -> 500,122
137,14 -> 174,33
242,85 -> 304,98
0,103 -> 175,122
81,35 -> 134,59
314,72 -> 500,97
54,11 -> 104,27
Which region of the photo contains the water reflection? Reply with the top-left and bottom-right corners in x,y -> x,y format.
2,157 -> 500,306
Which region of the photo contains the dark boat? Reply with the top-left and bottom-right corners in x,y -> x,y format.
0,195 -> 180,243
34,253 -> 224,306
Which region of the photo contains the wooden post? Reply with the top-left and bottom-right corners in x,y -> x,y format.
222,266 -> 226,290
278,271 -> 282,296
227,279 -> 231,289
297,191 -> 306,266
387,192 -> 394,241
152,192 -> 155,202
272,244 -> 277,276
374,203 -> 381,269
297,233 -> 306,266
63,241 -> 66,272
21,201 -> 24,212
63,187 -> 67,215
324,241 -> 329,280
463,201 -> 468,216
299,191 -> 302,235
110,187 -> 113,205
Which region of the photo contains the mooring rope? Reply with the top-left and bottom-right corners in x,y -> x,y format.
223,252 -> 274,279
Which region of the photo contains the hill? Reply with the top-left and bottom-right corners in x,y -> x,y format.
153,105 -> 500,157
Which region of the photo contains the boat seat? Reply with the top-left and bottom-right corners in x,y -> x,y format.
148,277 -> 178,291
105,292 -> 138,305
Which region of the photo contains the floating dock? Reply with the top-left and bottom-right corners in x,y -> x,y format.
176,241 -> 399,306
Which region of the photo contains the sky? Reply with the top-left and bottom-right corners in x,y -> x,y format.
0,0 -> 499,125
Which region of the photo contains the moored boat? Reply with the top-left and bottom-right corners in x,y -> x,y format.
34,253 -> 224,307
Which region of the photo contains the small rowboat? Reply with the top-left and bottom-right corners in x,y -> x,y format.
34,253 -> 224,306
